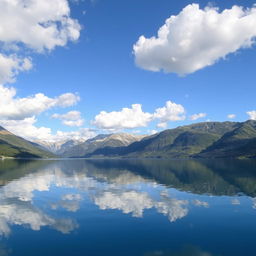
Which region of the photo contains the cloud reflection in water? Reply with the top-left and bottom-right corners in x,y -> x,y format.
1,159 -> 252,238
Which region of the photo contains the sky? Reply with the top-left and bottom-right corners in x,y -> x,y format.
0,0 -> 256,143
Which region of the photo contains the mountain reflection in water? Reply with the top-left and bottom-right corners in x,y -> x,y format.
0,159 -> 255,256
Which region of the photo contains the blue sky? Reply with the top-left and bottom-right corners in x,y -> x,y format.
0,0 -> 256,142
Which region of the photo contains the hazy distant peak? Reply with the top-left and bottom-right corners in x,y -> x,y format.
62,133 -> 145,158
103,133 -> 146,144
35,139 -> 86,154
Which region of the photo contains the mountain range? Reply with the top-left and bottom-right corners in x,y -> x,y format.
0,120 -> 256,159
34,139 -> 86,155
63,120 -> 256,159
61,133 -> 146,157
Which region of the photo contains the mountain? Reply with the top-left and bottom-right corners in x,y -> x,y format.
0,126 -> 54,158
197,120 -> 256,158
62,133 -> 145,158
76,121 -> 256,159
36,139 -> 86,155
83,122 -> 240,158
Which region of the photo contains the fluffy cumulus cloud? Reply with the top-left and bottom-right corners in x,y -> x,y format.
0,86 -> 93,142
0,0 -> 85,143
247,110 -> 256,120
0,84 -> 93,143
0,117 -> 52,141
154,100 -> 186,128
0,85 -> 79,120
0,84 -> 89,143
92,101 -> 186,131
0,0 -> 81,52
0,85 -> 87,142
227,114 -> 236,119
149,129 -> 158,135
52,128 -> 96,142
0,54 -> 32,84
52,111 -> 84,127
0,117 -> 96,142
0,0 -> 81,84
133,4 -> 256,75
190,113 -> 207,121
92,104 -> 153,131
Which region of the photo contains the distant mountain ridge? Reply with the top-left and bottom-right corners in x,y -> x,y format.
35,139 -> 86,154
0,126 -> 54,158
61,133 -> 146,158
67,121 -> 256,159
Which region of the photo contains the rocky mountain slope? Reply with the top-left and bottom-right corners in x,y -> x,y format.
36,139 -> 86,155
61,133 -> 145,158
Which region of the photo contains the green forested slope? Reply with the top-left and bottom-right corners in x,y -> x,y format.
84,122 -> 239,158
0,126 -> 54,158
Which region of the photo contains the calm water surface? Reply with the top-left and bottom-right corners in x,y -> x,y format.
0,159 -> 255,256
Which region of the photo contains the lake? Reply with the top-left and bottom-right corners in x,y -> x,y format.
0,158 -> 255,256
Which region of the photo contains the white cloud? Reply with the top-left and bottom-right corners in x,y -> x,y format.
154,100 -> 186,128
0,86 -> 95,143
133,4 -> 256,75
156,122 -> 168,129
190,113 -> 207,121
55,93 -> 81,108
0,117 -> 52,141
0,54 -> 32,84
0,85 -> 79,120
0,0 -> 80,84
247,110 -> 256,120
92,104 -> 153,130
0,117 -> 96,142
0,0 -> 81,53
149,129 -> 158,135
52,128 -> 96,142
92,101 -> 186,131
227,114 -> 236,119
52,111 -> 84,127
0,1 -> 85,144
